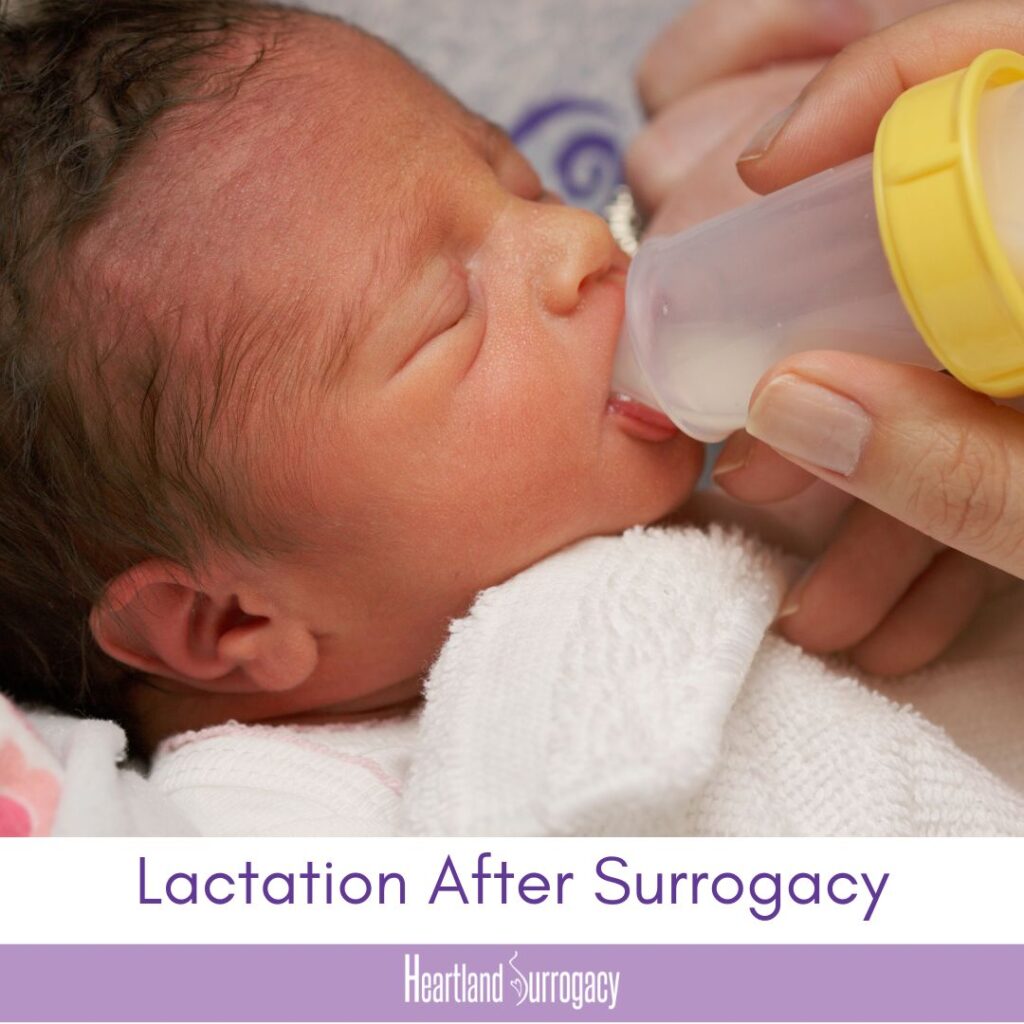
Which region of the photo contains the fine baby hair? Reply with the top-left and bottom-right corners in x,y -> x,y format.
0,0 -> 292,724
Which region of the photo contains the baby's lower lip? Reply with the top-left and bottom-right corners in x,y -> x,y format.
606,392 -> 680,442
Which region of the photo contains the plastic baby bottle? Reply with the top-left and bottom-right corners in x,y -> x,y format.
612,49 -> 1024,442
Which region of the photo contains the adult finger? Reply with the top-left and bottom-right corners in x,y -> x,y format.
637,0 -> 946,115
776,501 -> 942,652
745,352 -> 1024,577
711,431 -> 818,503
685,478 -> 855,559
638,0 -> 871,115
627,61 -> 821,212
737,0 -> 1024,193
850,549 -> 996,675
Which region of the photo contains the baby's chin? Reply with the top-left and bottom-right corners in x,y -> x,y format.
599,429 -> 705,533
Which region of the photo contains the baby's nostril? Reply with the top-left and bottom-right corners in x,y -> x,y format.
569,269 -> 603,309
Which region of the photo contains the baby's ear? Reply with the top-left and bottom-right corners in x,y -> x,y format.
88,560 -> 318,694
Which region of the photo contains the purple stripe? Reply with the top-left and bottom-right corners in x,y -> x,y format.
0,944 -> 1021,1021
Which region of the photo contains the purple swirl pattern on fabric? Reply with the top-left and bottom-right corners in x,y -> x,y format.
509,96 -> 625,213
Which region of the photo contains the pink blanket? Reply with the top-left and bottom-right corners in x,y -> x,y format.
0,693 -> 61,836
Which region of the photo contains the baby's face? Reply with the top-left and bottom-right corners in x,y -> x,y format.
117,17 -> 703,734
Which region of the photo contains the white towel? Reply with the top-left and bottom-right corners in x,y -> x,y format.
400,525 -> 1024,836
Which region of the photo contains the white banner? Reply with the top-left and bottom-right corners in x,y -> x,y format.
0,836 -> 1019,945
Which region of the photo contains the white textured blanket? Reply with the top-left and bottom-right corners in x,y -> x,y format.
399,526 -> 1024,836
13,525 -> 1024,835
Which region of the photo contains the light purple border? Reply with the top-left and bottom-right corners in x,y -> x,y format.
0,944 -> 1020,1021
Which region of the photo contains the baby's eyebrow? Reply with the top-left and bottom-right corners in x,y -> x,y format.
317,170 -> 450,387
375,170 -> 452,290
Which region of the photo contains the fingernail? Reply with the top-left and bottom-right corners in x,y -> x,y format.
711,434 -> 754,480
776,590 -> 802,621
737,100 -> 799,164
746,373 -> 871,476
776,569 -> 812,621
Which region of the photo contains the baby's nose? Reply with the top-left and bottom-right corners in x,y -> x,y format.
536,204 -> 619,316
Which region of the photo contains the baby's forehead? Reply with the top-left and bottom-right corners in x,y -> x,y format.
269,16 -> 478,155
84,13 -> 480,336
198,17 -> 482,235
58,10 -> 503,551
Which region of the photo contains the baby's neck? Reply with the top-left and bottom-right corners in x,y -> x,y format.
129,671 -> 425,753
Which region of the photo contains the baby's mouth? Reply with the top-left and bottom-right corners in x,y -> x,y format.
606,391 -> 679,442
602,253 -> 678,441
606,307 -> 679,441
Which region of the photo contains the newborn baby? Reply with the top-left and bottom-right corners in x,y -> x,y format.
0,0 -> 703,750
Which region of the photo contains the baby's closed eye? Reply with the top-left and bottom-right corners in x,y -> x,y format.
394,258 -> 484,380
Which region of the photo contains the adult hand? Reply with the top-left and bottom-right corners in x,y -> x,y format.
628,0 -> 947,228
713,0 -> 1024,668
627,59 -> 826,235
636,0 -> 950,116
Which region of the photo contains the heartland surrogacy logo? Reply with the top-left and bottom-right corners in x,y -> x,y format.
403,951 -> 621,1012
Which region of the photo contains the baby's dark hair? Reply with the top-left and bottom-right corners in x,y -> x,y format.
0,0 -> 296,723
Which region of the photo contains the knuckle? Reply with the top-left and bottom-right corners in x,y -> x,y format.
811,31 -> 902,98
905,424 -> 1018,561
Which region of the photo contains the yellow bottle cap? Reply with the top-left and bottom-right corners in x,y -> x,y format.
874,49 -> 1024,396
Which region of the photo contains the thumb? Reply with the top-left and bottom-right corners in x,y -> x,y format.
746,352 -> 1024,577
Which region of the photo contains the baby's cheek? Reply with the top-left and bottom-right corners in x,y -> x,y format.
450,351 -> 609,509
